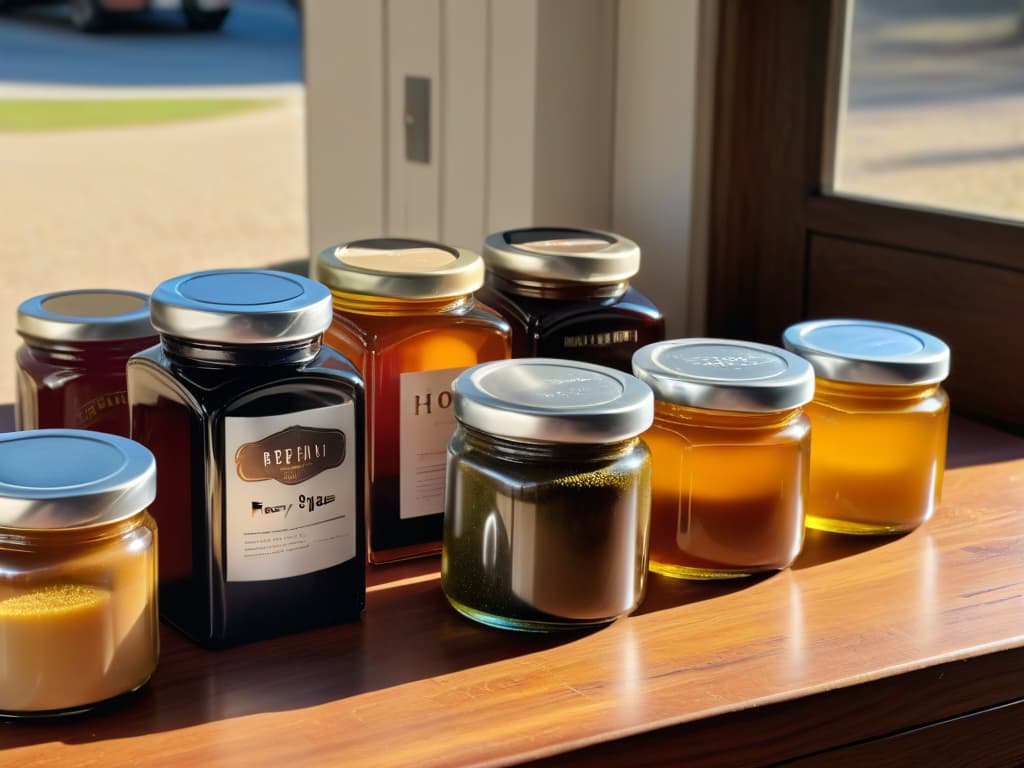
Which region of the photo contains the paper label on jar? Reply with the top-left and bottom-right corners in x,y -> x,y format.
224,403 -> 357,582
399,366 -> 466,519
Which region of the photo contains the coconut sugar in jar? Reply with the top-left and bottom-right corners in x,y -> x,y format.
783,318 -> 950,534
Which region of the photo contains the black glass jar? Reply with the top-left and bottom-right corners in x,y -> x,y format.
478,227 -> 665,373
127,269 -> 365,647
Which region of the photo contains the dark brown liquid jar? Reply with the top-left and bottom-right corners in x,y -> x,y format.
442,358 -> 654,631
632,339 -> 814,579
478,227 -> 665,373
315,238 -> 511,564
127,269 -> 366,647
16,290 -> 157,437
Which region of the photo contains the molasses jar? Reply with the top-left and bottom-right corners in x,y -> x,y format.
632,339 -> 814,579
783,318 -> 951,535
16,289 -> 157,437
127,269 -> 365,647
479,227 -> 665,372
442,358 -> 654,631
316,238 -> 510,563
0,429 -> 158,716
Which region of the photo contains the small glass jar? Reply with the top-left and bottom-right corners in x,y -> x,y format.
783,318 -> 951,535
16,289 -> 157,437
478,227 -> 665,373
128,270 -> 365,647
632,339 -> 814,579
316,238 -> 511,563
442,358 -> 654,631
0,429 -> 158,717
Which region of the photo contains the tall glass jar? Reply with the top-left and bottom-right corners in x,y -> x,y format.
16,289 -> 157,437
783,318 -> 951,534
478,227 -> 665,372
442,359 -> 654,631
632,339 -> 814,579
127,269 -> 365,647
316,238 -> 511,563
0,430 -> 158,716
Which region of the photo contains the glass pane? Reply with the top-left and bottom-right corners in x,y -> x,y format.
833,0 -> 1024,222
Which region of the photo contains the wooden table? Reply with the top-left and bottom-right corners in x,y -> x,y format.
3,415 -> 1024,767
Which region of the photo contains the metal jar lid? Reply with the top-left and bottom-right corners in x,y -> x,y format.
150,269 -> 333,345
482,227 -> 640,285
453,358 -> 654,444
783,319 -> 950,386
632,339 -> 815,412
0,430 -> 156,531
17,289 -> 154,343
316,238 -> 484,300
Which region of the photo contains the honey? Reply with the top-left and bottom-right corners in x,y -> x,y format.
633,339 -> 814,579
784,319 -> 950,534
317,239 -> 510,563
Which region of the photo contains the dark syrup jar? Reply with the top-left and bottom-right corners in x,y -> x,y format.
478,227 -> 665,373
127,269 -> 366,647
16,289 -> 157,437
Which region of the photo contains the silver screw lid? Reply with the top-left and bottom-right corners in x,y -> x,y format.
453,358 -> 654,444
783,319 -> 950,386
0,430 -> 156,531
632,339 -> 815,412
17,289 -> 155,343
316,238 -> 484,300
150,269 -> 333,345
483,227 -> 640,285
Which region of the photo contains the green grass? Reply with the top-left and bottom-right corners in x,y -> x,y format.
0,98 -> 280,132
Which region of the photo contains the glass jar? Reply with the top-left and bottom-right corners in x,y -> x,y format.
478,227 -> 665,373
127,270 -> 365,647
16,289 -> 157,437
316,238 -> 511,563
0,429 -> 158,716
632,339 -> 814,579
442,358 -> 653,631
783,318 -> 951,534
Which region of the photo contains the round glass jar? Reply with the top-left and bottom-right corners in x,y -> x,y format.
479,227 -> 665,373
632,339 -> 814,579
783,318 -> 951,535
442,358 -> 654,631
0,429 -> 158,717
16,289 -> 157,437
316,238 -> 510,563
128,269 -> 365,647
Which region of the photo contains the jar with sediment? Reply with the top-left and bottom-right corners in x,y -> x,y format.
0,429 -> 158,716
632,339 -> 814,579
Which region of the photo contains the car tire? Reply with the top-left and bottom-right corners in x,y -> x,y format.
183,1 -> 228,31
69,0 -> 106,32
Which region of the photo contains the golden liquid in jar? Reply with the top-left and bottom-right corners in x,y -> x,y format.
803,379 -> 948,534
644,403 -> 809,579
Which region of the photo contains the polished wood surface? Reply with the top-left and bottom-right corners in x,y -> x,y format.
2,418 -> 1024,766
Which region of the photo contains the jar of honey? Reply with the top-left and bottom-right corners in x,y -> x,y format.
632,339 -> 814,579
442,359 -> 653,631
128,269 -> 366,647
16,289 -> 157,437
478,227 -> 665,373
0,430 -> 158,716
783,318 -> 951,534
316,238 -> 511,563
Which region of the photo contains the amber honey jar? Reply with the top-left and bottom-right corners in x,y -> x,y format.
16,289 -> 157,437
442,359 -> 653,631
632,339 -> 814,579
0,429 -> 158,716
478,227 -> 665,372
128,269 -> 365,647
783,319 -> 951,535
316,238 -> 510,563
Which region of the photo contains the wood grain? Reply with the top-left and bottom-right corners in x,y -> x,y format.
1,419 -> 1023,767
